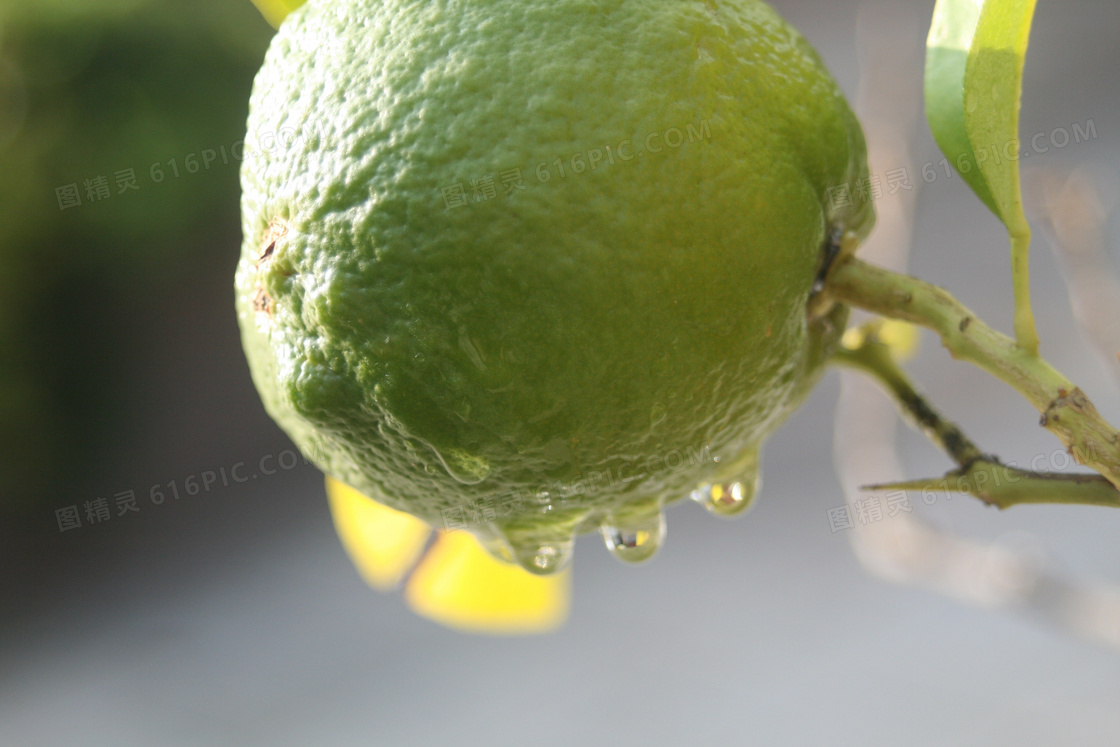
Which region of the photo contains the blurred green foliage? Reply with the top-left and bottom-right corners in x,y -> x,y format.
0,1 -> 274,512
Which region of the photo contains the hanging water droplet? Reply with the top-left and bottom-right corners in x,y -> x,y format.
508,536 -> 574,575
689,463 -> 761,517
691,478 -> 759,518
691,450 -> 761,518
600,511 -> 665,564
710,481 -> 754,516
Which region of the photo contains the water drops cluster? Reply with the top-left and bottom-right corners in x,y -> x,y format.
471,451 -> 763,576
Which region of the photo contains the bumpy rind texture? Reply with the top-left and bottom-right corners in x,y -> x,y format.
236,0 -> 872,548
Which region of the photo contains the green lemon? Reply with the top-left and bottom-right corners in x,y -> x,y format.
236,0 -> 873,573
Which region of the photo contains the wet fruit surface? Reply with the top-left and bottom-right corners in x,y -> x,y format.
236,0 -> 873,571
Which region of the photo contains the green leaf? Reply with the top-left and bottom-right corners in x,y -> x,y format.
925,0 -> 1039,352
926,0 -> 992,213
250,0 -> 307,29
925,0 -> 1037,230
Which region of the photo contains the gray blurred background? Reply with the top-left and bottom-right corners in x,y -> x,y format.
2,0 -> 1119,744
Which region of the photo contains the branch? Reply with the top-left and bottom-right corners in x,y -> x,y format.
831,326 -> 1120,510
866,466 -> 1120,511
831,331 -> 984,467
826,254 -> 1120,491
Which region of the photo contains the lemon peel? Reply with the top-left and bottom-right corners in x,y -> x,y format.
237,0 -> 873,572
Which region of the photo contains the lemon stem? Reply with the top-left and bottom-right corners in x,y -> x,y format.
826,255 -> 1120,495
831,335 -> 985,467
1011,228 -> 1041,355
830,331 -> 1120,510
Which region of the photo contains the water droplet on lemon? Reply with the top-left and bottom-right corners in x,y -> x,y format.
600,511 -> 666,564
691,449 -> 760,518
507,536 -> 574,575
